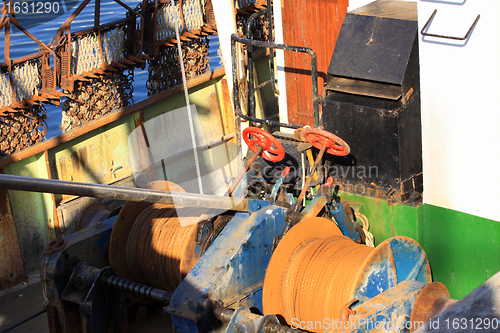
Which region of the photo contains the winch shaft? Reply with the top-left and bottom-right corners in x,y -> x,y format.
0,174 -> 249,211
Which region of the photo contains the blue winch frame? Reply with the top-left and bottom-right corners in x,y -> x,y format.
41,194 -> 437,333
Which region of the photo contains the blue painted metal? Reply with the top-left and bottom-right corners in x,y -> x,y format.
167,202 -> 287,333
328,201 -> 360,242
353,237 -> 432,303
337,281 -> 427,333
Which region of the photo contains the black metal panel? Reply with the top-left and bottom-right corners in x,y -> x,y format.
402,33 -> 420,100
327,13 -> 418,85
397,90 -> 422,195
322,93 -> 401,190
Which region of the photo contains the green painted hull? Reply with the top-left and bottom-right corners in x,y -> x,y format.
342,193 -> 500,299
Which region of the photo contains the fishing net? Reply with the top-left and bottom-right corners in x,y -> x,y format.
146,35 -> 210,96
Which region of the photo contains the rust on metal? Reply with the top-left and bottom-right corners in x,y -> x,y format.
44,150 -> 61,239
0,0 -> 222,156
220,78 -> 236,141
0,67 -> 225,168
263,218 -> 431,333
109,181 -> 210,293
410,281 -> 457,332
0,170 -> 27,290
109,181 -> 187,282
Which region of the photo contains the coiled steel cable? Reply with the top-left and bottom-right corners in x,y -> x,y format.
125,204 -> 208,291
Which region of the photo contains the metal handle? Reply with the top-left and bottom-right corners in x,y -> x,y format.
420,9 -> 480,40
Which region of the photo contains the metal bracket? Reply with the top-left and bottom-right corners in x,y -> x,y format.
420,9 -> 480,40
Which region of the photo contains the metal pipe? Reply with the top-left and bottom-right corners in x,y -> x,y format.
293,145 -> 327,211
231,34 -> 319,128
227,145 -> 263,196
212,305 -> 308,332
244,7 -> 279,99
231,37 -> 301,129
0,174 -> 249,211
266,0 -> 277,96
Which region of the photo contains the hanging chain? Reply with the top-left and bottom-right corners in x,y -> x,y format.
60,69 -> 134,132
146,36 -> 210,96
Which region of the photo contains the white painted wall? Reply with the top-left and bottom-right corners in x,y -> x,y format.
274,0 -> 292,133
418,0 -> 500,221
212,0 -> 249,156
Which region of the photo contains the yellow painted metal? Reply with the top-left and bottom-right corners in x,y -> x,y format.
54,118 -> 135,202
3,75 -> 233,274
4,153 -> 55,272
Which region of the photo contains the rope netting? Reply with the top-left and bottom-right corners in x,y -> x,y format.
71,32 -> 102,75
61,69 -> 134,132
0,71 -> 13,107
0,104 -> 47,156
0,59 -> 41,106
156,0 -> 205,41
13,60 -> 41,101
103,25 -> 127,64
71,25 -> 126,75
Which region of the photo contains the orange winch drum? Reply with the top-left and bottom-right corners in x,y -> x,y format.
109,181 -> 213,292
263,217 -> 432,333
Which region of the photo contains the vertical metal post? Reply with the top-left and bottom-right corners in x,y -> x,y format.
94,0 -> 100,27
267,0 -> 278,95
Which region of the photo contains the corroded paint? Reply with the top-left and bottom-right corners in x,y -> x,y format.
0,184 -> 27,290
3,76 -> 229,275
4,153 -> 53,273
54,117 -> 135,201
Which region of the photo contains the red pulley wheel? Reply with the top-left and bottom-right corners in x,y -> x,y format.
243,127 -> 285,162
303,128 -> 350,156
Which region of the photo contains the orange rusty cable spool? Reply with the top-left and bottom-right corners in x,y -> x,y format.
410,282 -> 457,332
109,181 -> 212,292
263,217 -> 432,333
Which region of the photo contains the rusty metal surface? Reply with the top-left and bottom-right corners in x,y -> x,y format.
0,183 -> 27,290
410,282 -> 457,332
54,119 -> 135,203
0,0 -> 220,156
0,103 -> 47,157
0,67 -> 225,169
264,217 -> 433,331
109,181 -> 208,292
147,36 -> 210,96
